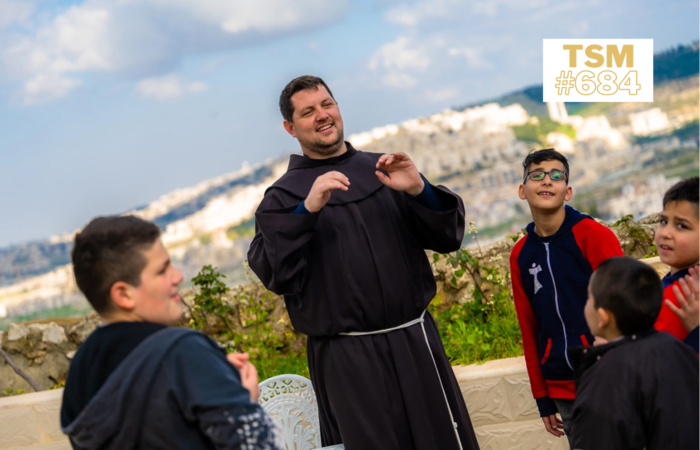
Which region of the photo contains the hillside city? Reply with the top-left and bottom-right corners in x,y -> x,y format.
0,52 -> 698,323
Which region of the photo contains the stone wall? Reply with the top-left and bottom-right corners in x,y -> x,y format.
454,357 -> 570,450
0,389 -> 70,450
0,314 -> 101,392
0,356 -> 567,450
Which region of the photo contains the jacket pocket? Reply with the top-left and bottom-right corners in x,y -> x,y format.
541,338 -> 552,365
580,334 -> 590,348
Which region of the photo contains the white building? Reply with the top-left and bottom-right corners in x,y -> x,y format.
629,108 -> 671,136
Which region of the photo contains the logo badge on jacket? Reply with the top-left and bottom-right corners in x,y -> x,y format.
529,264 -> 543,294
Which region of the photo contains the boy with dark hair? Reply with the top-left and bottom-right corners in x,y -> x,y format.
61,216 -> 283,450
509,148 -> 623,444
570,256 -> 699,450
653,176 -> 700,351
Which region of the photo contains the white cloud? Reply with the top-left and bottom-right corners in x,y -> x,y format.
382,72 -> 417,89
368,36 -> 436,89
423,86 -> 460,102
23,74 -> 82,105
0,0 -> 34,28
385,0 -> 456,26
368,37 -> 431,71
0,0 -> 349,104
448,47 -> 493,69
385,0 -> 561,27
4,6 -> 112,104
136,74 -> 207,100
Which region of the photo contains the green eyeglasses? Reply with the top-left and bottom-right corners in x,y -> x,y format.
524,169 -> 568,183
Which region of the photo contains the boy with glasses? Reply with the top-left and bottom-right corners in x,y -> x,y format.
509,149 -> 623,446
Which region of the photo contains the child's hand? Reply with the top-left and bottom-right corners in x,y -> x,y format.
542,414 -> 565,437
227,352 -> 259,402
226,352 -> 250,369
665,265 -> 700,332
239,361 -> 260,403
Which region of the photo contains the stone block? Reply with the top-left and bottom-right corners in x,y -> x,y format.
0,407 -> 41,447
503,373 -> 539,422
7,323 -> 29,341
475,419 -> 570,450
20,440 -> 72,450
460,377 -> 512,427
41,325 -> 67,345
34,398 -> 66,441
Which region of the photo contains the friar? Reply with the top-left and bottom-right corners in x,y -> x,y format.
247,75 -> 480,450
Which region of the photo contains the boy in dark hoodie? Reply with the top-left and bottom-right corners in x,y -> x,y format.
60,216 -> 283,450
509,149 -> 623,445
570,256 -> 699,450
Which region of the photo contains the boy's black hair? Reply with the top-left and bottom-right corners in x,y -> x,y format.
521,148 -> 570,184
663,176 -> 699,210
72,216 -> 161,314
590,256 -> 663,336
279,75 -> 335,123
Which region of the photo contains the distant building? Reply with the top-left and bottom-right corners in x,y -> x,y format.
605,174 -> 680,220
547,102 -> 568,123
546,132 -> 574,153
629,108 -> 671,136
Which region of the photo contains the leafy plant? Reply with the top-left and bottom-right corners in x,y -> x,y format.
234,280 -> 308,380
185,265 -> 309,380
1,387 -> 25,397
187,265 -> 236,337
431,223 -> 523,365
613,215 -> 658,258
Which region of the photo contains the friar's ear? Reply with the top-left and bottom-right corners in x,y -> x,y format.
110,281 -> 136,311
283,120 -> 297,138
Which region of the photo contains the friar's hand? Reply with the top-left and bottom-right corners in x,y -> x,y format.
375,152 -> 425,196
304,171 -> 350,213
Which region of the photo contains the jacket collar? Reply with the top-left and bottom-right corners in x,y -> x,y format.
569,328 -> 658,382
662,267 -> 691,289
525,205 -> 589,242
287,141 -> 358,171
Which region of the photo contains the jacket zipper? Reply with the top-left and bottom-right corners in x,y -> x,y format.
544,242 -> 573,370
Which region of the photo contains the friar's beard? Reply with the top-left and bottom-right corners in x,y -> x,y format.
302,126 -> 345,158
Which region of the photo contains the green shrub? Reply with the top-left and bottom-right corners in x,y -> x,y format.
512,116 -> 576,146
186,265 -> 308,380
431,239 -> 523,365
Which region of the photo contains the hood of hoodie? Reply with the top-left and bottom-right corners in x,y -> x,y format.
62,327 -> 195,450
525,205 -> 591,242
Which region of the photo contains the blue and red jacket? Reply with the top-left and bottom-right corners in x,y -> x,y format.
510,206 -> 623,417
655,267 -> 700,353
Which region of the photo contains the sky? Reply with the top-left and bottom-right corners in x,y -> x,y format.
0,0 -> 697,247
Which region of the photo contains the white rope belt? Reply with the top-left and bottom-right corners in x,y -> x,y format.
338,310 -> 464,450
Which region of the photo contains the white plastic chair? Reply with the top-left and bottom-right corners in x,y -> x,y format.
258,374 -> 344,450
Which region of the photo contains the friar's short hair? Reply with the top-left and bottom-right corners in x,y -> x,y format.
590,256 -> 663,336
279,75 -> 335,122
521,148 -> 571,184
72,216 -> 161,314
663,176 -> 699,211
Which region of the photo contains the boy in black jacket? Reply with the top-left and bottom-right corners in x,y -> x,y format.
60,216 -> 283,450
570,257 -> 699,450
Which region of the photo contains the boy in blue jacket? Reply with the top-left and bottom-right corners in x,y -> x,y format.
509,149 -> 623,446
570,256 -> 698,450
61,216 -> 283,450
